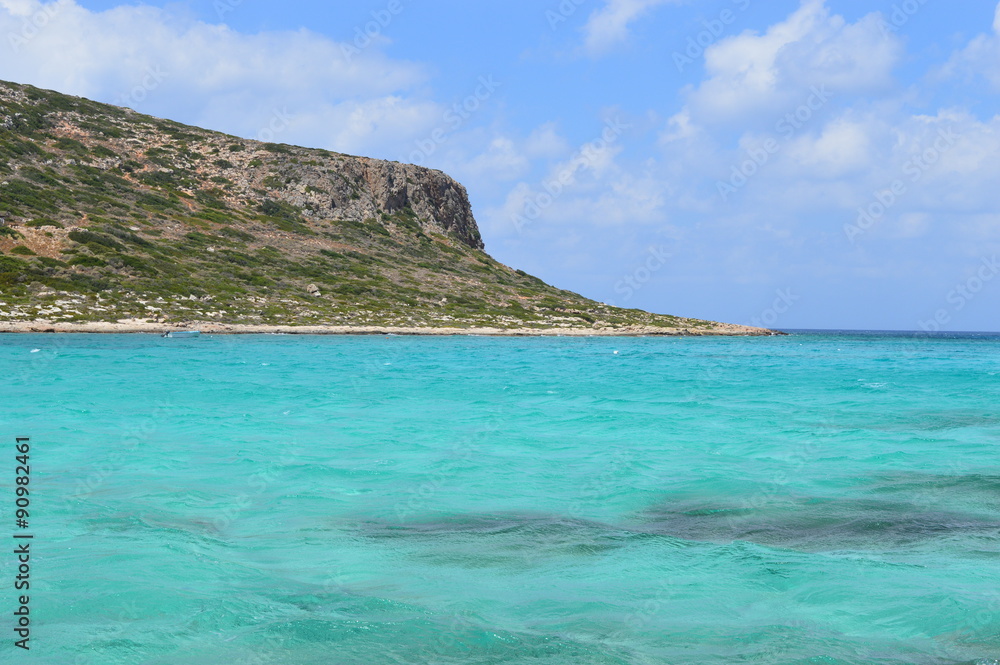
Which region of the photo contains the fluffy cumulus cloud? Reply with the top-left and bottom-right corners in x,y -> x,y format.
654,1 -> 948,216
678,0 -> 1000,238
572,0 -> 1000,323
525,0 -> 1000,314
481,114 -> 675,247
581,0 -> 675,57
461,125 -> 572,184
685,0 -> 901,125
0,0 -> 440,156
491,1 -> 928,276
783,115 -> 872,178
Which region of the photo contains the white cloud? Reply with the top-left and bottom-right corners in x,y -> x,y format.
590,170 -> 667,225
581,0 -> 675,57
784,116 -> 872,177
464,123 -> 573,180
680,102 -> 1000,257
893,212 -> 931,239
0,0 -> 438,156
483,120 -> 675,242
1,0 -> 42,16
576,0 -> 1000,283
464,137 -> 533,182
688,0 -> 900,124
524,123 -> 570,159
288,98 -> 444,158
939,1 -> 1000,90
660,109 -> 699,144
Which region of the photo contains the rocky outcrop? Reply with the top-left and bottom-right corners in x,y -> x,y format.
243,154 -> 484,250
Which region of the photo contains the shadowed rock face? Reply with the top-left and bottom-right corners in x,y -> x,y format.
355,159 -> 483,251
232,151 -> 483,251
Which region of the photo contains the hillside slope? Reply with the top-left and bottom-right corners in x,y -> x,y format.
0,80 -> 766,335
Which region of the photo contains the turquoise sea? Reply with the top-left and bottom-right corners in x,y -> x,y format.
2,331 -> 999,664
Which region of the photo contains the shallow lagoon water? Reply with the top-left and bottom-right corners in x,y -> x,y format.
2,331 -> 999,664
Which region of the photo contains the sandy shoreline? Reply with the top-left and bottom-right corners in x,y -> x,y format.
0,320 -> 776,337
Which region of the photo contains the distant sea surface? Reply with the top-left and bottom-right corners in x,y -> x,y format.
2,331 -> 999,664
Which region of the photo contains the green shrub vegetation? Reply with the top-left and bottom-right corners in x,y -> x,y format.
68,255 -> 107,267
25,218 -> 62,228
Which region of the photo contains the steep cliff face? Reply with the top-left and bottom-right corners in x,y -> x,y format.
316,158 -> 483,250
0,79 -> 763,334
268,156 -> 483,250
118,129 -> 487,251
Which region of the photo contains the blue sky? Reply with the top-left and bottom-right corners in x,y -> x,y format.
2,0 -> 1000,331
